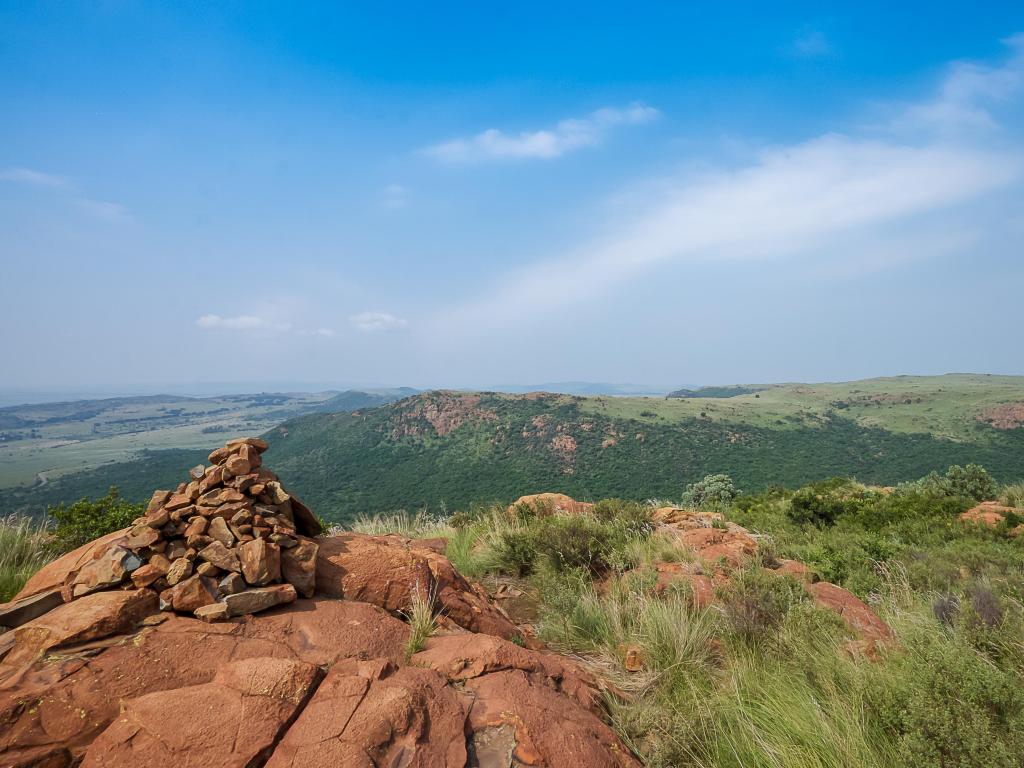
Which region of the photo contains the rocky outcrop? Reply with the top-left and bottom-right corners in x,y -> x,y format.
0,461 -> 639,768
316,532 -> 520,639
80,657 -> 322,768
508,492 -> 594,516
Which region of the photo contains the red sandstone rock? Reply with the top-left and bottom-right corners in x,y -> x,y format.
281,538 -> 318,598
805,581 -> 894,642
960,501 -> 1015,528
239,538 -> 281,586
169,575 -> 219,613
653,562 -> 716,607
508,492 -> 594,516
223,584 -> 296,617
14,529 -> 130,601
2,589 -> 157,671
265,658 -> 468,768
80,657 -> 321,768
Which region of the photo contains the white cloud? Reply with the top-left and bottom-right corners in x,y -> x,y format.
382,183 -> 409,209
350,311 -> 408,332
74,198 -> 130,221
195,314 -> 293,332
790,29 -> 834,59
1,166 -> 131,220
422,103 -> 659,162
436,38 -> 1024,335
0,168 -> 71,189
888,33 -> 1024,135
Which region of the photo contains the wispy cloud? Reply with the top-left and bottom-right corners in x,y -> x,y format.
436,36 -> 1024,335
350,311 -> 408,332
1,166 -> 130,220
196,314 -> 293,332
422,103 -> 659,162
382,183 -> 409,209
888,32 -> 1024,135
0,168 -> 71,189
790,29 -> 835,59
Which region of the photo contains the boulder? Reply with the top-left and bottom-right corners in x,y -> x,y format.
13,529 -> 130,601
0,589 -> 64,630
805,582 -> 894,642
508,492 -> 594,516
198,541 -> 240,573
2,589 -> 157,671
265,658 -> 467,768
80,657 -> 321,768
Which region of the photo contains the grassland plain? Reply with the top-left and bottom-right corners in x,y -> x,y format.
3,375 -> 1023,523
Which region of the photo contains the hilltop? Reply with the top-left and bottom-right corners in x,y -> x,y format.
4,374 -> 1023,522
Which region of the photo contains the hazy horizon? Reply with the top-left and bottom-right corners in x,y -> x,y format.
3,4 -> 1024,390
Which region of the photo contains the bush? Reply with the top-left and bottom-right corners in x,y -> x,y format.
864,629 -> 1024,767
909,464 -> 996,502
47,486 -> 142,551
717,567 -> 806,644
536,516 -> 614,575
681,473 -> 738,510
493,529 -> 538,577
786,478 -> 870,527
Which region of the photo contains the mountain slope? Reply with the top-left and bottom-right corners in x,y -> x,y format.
262,380 -> 1024,522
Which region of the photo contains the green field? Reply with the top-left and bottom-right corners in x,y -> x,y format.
0,388 -> 414,490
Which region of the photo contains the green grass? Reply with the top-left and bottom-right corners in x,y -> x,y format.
0,515 -> 56,601
346,469 -> 1024,767
401,584 -> 439,659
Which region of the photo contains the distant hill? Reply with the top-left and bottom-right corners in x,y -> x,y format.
4,375 -> 1023,523
667,385 -> 766,399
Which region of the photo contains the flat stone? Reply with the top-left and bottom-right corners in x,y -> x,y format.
239,538 -> 281,586
163,493 -> 192,512
130,564 -> 167,588
188,464 -> 206,480
194,602 -> 228,622
219,572 -> 246,595
281,539 -> 318,598
170,575 -> 219,613
4,589 -> 157,668
223,584 -> 296,617
0,589 -> 64,630
227,436 -> 269,453
70,545 -> 141,598
207,516 -> 235,547
122,524 -> 161,550
198,541 -> 241,573
208,446 -> 232,464
197,487 -> 245,507
165,558 -> 193,586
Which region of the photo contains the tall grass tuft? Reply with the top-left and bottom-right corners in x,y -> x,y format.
0,515 -> 55,602
401,583 -> 439,659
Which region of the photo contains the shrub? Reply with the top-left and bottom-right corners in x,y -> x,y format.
945,464 -> 996,501
681,473 -> 738,510
786,478 -> 869,527
864,629 -> 1024,767
536,516 -> 614,575
999,482 -> 1024,509
47,486 -> 142,551
493,529 -> 538,576
717,567 -> 806,644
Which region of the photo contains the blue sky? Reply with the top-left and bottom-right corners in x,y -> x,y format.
2,2 -> 1023,393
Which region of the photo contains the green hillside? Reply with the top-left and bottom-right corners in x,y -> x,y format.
261,376 -> 1024,522
5,375 -> 1023,523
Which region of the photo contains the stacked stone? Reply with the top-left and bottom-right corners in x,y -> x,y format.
64,437 -> 322,622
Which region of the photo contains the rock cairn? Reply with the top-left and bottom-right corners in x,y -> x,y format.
65,437 -> 322,622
